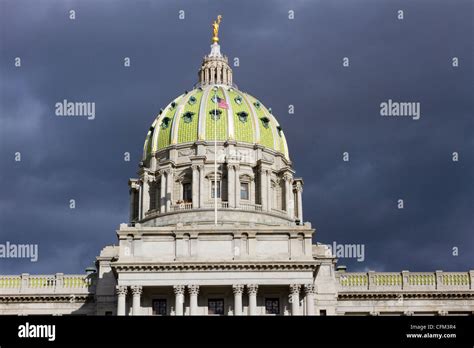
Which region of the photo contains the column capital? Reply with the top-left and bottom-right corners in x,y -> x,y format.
173,285 -> 186,295
131,285 -> 143,296
188,284 -> 200,295
283,174 -> 293,183
295,181 -> 303,192
303,284 -> 315,295
227,163 -> 240,171
116,285 -> 128,296
232,284 -> 244,295
289,284 -> 301,295
247,284 -> 258,295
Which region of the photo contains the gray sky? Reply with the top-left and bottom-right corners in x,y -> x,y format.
0,0 -> 473,274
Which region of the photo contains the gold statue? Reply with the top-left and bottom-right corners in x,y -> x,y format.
212,15 -> 222,43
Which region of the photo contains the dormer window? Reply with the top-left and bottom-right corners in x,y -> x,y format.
234,96 -> 242,105
254,101 -> 261,109
261,117 -> 270,128
182,111 -> 194,123
209,109 -> 222,120
161,117 -> 171,129
237,111 -> 248,123
170,101 -> 177,109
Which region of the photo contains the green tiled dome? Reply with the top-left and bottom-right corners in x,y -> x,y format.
143,84 -> 289,160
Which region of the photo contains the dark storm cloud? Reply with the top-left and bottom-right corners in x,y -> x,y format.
0,0 -> 472,273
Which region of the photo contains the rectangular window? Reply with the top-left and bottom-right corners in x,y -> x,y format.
152,299 -> 167,316
211,180 -> 221,198
208,299 -> 224,315
240,182 -> 249,200
265,298 -> 280,315
183,183 -> 192,202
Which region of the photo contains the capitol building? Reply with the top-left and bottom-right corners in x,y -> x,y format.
1,18 -> 473,317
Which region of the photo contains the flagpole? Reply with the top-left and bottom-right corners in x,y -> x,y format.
214,87 -> 217,226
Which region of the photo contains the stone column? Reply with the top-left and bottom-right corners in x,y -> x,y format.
191,165 -> 199,209
267,171 -> 272,210
160,170 -> 166,213
289,284 -> 301,316
166,169 -> 174,212
234,165 -> 240,208
142,174 -> 150,217
259,169 -> 268,211
232,284 -> 244,316
198,165 -> 204,208
189,285 -> 199,315
295,182 -> 303,222
173,285 -> 185,316
304,284 -> 315,315
138,183 -> 143,219
116,286 -> 128,316
284,174 -> 294,218
227,164 -> 235,208
247,284 -> 258,316
131,285 -> 142,316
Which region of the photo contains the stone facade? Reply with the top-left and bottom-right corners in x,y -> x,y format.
1,35 -> 473,317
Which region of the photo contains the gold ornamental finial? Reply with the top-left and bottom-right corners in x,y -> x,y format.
212,15 -> 222,43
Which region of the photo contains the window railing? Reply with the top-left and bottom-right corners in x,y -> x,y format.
239,202 -> 262,211
171,202 -> 193,211
204,201 -> 229,209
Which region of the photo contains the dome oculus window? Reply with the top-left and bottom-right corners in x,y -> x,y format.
211,95 -> 221,103
260,117 -> 270,128
254,101 -> 261,109
160,117 -> 171,129
188,96 -> 197,105
237,111 -> 248,123
182,111 -> 195,123
209,109 -> 222,120
170,101 -> 177,109
234,96 -> 242,105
